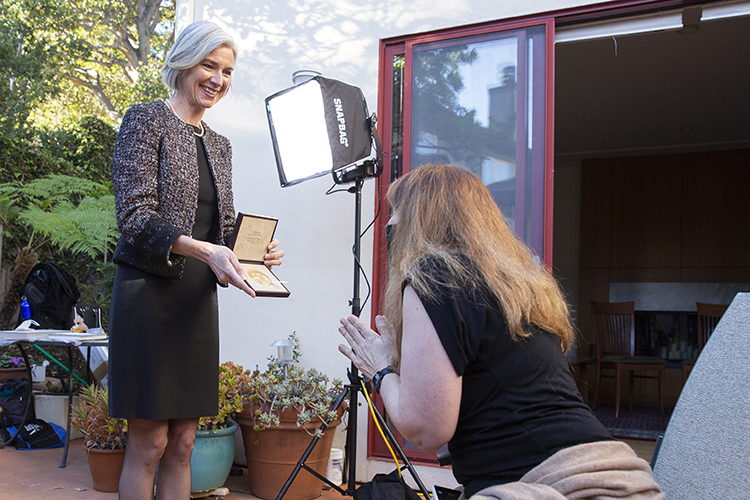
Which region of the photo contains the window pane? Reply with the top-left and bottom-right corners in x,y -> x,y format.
409,25 -> 546,254
391,54 -> 405,179
411,34 -> 519,228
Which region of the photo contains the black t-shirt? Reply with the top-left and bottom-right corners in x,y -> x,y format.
409,258 -> 613,497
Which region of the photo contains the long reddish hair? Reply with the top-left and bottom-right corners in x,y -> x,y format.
384,164 -> 574,354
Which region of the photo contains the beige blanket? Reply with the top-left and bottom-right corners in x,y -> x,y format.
469,441 -> 665,500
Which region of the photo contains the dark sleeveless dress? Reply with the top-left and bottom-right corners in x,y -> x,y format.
109,130 -> 220,420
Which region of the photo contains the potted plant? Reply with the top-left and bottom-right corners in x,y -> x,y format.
235,333 -> 345,500
190,360 -> 244,494
0,352 -> 28,382
70,383 -> 127,493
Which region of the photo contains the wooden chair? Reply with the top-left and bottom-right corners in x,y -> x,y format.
591,300 -> 666,418
75,305 -> 103,330
682,302 -> 729,382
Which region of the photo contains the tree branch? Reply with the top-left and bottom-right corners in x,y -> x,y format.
62,72 -> 122,122
137,0 -> 161,63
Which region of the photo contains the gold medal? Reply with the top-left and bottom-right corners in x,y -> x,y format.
247,269 -> 271,286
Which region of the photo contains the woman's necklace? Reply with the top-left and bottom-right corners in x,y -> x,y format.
164,99 -> 205,138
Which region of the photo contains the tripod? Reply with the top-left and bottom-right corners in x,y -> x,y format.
274,178 -> 431,500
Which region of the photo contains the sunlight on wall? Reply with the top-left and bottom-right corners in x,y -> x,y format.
180,0 -> 602,485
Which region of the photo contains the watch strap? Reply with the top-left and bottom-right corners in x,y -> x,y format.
372,365 -> 398,394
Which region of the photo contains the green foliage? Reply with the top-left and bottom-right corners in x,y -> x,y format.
0,174 -> 118,261
74,260 -> 116,330
0,114 -> 118,319
0,0 -> 149,323
46,0 -> 173,123
198,361 -> 245,431
36,116 -> 117,185
71,384 -> 127,450
0,0 -> 62,137
0,135 -> 60,185
0,352 -> 25,368
0,116 -> 116,189
0,169 -> 119,326
2,0 -> 174,127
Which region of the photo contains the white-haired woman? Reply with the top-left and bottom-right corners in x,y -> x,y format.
109,20 -> 283,499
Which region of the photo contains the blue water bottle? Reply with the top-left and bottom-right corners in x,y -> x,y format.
20,296 -> 31,320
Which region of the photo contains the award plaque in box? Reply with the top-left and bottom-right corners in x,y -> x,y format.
228,213 -> 290,297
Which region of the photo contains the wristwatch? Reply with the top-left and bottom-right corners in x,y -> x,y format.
372,366 -> 398,394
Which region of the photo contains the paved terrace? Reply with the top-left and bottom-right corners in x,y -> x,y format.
0,436 -> 654,499
0,437 -> 344,500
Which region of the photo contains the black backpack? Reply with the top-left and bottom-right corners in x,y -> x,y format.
0,378 -> 32,426
16,262 -> 80,330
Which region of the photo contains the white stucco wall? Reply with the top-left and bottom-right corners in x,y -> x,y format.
174,0 -> 604,488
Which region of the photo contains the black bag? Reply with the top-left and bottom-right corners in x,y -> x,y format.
0,378 -> 32,425
4,418 -> 65,450
355,470 -> 421,500
17,262 -> 80,329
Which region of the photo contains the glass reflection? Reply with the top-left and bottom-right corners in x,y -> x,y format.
411,36 -> 518,228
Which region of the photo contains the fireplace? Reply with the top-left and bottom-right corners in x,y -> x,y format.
634,310 -> 696,361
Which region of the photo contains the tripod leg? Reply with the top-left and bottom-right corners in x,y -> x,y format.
274,386 -> 351,500
343,376 -> 359,496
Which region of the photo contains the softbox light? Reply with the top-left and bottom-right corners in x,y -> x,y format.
265,75 -> 381,187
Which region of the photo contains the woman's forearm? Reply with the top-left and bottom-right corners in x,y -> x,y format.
171,234 -> 210,260
338,289 -> 461,454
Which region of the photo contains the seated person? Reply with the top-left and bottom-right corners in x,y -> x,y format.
338,164 -> 664,500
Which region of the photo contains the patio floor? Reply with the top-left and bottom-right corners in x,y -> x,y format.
0,436 -> 655,499
0,437 -> 345,500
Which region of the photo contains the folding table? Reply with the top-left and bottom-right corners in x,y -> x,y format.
0,331 -> 108,467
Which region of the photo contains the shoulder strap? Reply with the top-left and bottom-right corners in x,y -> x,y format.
45,264 -> 77,302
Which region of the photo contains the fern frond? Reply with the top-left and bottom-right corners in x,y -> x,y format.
20,175 -> 106,199
17,197 -> 119,260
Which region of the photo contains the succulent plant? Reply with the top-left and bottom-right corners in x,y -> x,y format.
197,361 -> 244,431
236,333 -> 344,437
0,353 -> 26,369
70,384 -> 127,450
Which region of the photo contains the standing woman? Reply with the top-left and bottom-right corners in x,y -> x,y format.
339,165 -> 663,499
109,21 -> 283,499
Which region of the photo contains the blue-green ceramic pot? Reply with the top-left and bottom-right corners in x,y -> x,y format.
190,420 -> 239,493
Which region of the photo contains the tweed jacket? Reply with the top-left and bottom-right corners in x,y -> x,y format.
112,100 -> 236,279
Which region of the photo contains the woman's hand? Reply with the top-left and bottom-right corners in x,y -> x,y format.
172,235 -> 255,296
264,239 -> 284,268
205,244 -> 256,296
338,315 -> 398,380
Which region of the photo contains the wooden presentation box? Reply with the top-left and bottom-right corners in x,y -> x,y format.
228,213 -> 290,297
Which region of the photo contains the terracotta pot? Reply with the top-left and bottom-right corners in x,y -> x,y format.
236,404 -> 343,500
85,446 -> 125,492
0,367 -> 29,382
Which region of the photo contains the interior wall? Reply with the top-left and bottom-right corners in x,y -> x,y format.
552,157 -> 582,357
577,149 -> 750,350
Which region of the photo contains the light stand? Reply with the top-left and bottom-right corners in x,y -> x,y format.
265,74 -> 430,500
274,176 -> 430,500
